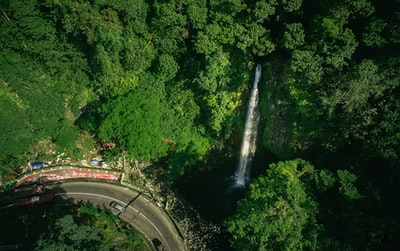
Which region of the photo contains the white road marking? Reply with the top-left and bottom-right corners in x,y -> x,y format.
0,204 -> 15,210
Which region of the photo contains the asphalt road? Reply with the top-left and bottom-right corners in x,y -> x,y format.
48,181 -> 187,251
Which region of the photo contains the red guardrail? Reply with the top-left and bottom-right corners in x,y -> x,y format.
11,166 -> 122,189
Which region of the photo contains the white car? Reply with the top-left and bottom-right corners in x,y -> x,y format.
110,201 -> 125,213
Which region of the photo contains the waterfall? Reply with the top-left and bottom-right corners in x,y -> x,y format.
234,65 -> 261,187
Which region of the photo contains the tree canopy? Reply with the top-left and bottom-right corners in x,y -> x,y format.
1,0 -> 400,250
226,159 -> 319,251
35,215 -> 103,251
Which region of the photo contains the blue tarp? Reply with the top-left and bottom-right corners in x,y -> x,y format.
31,162 -> 44,169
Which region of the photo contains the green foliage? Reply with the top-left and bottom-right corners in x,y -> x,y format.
0,85 -> 32,162
54,122 -> 79,152
205,91 -> 238,133
282,23 -> 305,50
186,0 -> 208,29
314,169 -> 337,192
151,0 -> 188,54
321,17 -> 342,38
252,1 -> 277,23
156,53 -> 179,82
280,0 -> 303,12
78,205 -> 150,250
0,0 -> 91,167
324,28 -> 358,69
364,57 -> 400,159
34,215 -> 104,251
337,169 -> 362,200
362,18 -> 387,47
227,159 -> 319,251
99,84 -> 169,160
167,137 -> 209,178
330,60 -> 383,111
257,2 -> 400,250
1,1 -> 400,249
320,60 -> 385,146
260,0 -> 399,160
162,82 -> 210,178
33,206 -> 150,251
289,50 -> 324,84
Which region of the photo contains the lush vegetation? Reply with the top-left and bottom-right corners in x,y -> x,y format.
1,0 -> 400,250
35,205 -> 150,250
225,0 -> 400,250
227,160 -> 320,251
0,204 -> 150,250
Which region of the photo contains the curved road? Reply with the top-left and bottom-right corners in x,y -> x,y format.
46,181 -> 186,251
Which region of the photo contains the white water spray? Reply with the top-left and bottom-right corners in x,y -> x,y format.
234,65 -> 261,187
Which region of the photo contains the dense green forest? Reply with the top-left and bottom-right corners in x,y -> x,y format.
0,204 -> 150,250
1,0 -> 400,250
